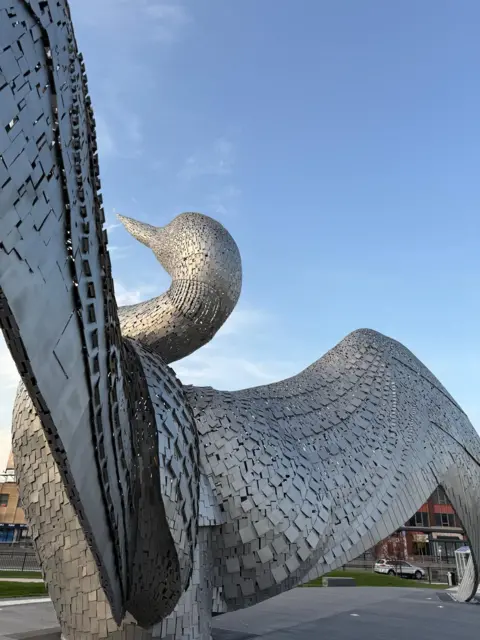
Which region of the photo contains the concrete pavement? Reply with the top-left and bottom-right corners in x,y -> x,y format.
0,600 -> 57,639
213,587 -> 474,640
0,579 -> 44,583
0,587 -> 478,640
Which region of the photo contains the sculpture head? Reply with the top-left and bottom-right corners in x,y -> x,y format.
116,212 -> 243,363
118,212 -> 242,310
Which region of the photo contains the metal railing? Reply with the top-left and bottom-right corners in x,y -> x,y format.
341,561 -> 452,584
0,547 -> 456,581
0,548 -> 40,571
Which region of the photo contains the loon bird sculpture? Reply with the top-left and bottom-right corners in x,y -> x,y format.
1,3 -> 480,640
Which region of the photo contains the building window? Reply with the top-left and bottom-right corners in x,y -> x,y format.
434,513 -> 457,527
408,511 -> 429,527
0,526 -> 15,543
0,494 -> 8,507
432,486 -> 448,505
433,539 -> 464,562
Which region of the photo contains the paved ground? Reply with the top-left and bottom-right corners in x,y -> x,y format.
0,579 -> 44,583
0,588 -> 478,640
213,587 -> 478,640
0,599 -> 57,640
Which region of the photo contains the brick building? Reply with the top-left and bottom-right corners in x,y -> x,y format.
0,451 -> 29,543
374,485 -> 466,563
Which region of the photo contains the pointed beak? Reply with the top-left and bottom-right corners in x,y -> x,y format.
117,214 -> 157,249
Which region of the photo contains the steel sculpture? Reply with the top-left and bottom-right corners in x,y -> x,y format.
1,2 -> 479,639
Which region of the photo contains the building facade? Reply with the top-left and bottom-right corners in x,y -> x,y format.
0,452 -> 29,543
374,485 -> 466,563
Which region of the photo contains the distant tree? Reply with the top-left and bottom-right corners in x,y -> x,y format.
375,533 -> 407,563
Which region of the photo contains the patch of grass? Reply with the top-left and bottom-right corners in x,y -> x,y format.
304,570 -> 449,590
0,581 -> 48,598
0,570 -> 43,579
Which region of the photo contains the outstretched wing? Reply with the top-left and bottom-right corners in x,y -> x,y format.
187,329 -> 480,608
0,1 -> 131,619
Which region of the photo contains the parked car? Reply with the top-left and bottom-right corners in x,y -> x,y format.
374,559 -> 425,580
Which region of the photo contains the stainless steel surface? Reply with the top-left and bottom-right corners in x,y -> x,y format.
0,0 -> 129,622
186,329 -> 480,610
118,213 -> 241,364
1,2 -> 479,639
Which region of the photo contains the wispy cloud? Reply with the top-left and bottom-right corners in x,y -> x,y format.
114,281 -> 158,306
95,115 -> 116,159
215,308 -> 271,338
179,138 -> 236,180
178,138 -> 242,215
70,0 -> 191,43
142,3 -> 191,43
106,223 -> 121,233
0,430 -> 11,472
95,108 -> 144,161
70,0 -> 191,162
0,337 -> 19,472
104,209 -> 123,235
0,340 -> 19,392
109,246 -> 132,261
207,185 -> 242,217
173,353 -> 295,390
172,306 -> 299,390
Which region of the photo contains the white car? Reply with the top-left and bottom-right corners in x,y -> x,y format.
374,559 -> 425,580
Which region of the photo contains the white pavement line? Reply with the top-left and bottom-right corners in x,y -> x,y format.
0,597 -> 51,607
438,605 -> 444,608
350,613 -> 360,617
0,578 -> 44,583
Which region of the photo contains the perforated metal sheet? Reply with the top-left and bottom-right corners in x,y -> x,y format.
1,2 -> 480,640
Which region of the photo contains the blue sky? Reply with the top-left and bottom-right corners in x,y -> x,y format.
1,0 -> 479,466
